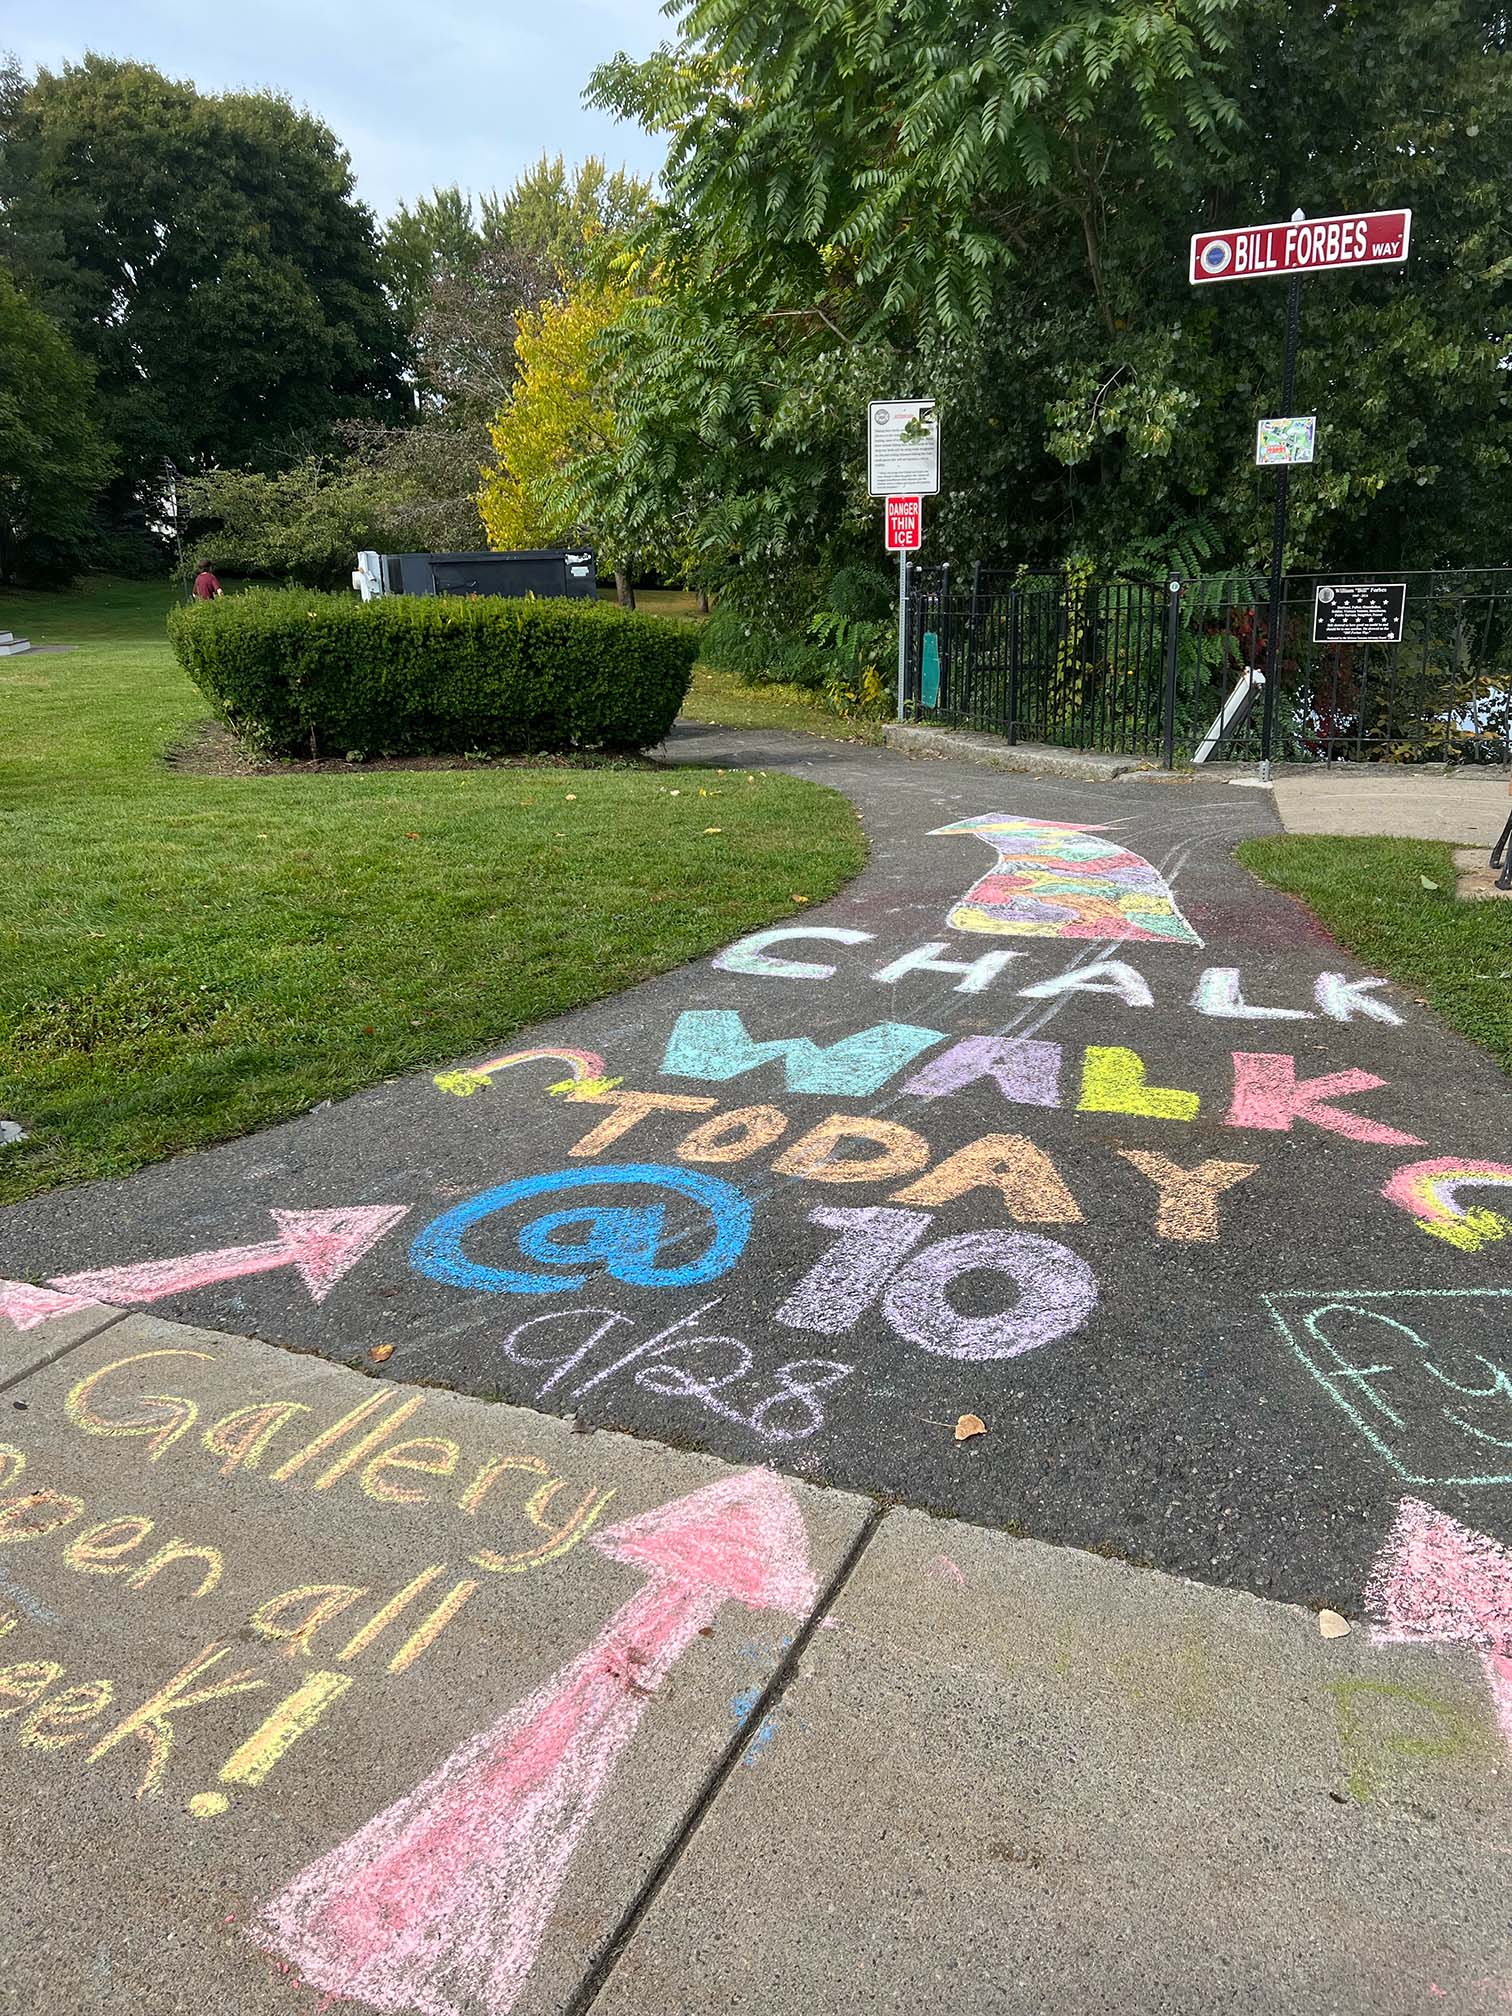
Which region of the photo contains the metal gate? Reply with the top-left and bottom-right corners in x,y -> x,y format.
904,564 -> 1512,765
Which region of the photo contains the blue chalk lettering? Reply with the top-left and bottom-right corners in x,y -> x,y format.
661,1008 -> 943,1096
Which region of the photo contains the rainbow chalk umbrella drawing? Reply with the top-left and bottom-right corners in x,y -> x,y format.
932,813 -> 1203,946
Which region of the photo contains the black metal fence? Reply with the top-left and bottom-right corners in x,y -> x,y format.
903,564 -> 1512,764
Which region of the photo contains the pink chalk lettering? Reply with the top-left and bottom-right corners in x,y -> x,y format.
1366,1495 -> 1512,1757
883,1230 -> 1098,1361
773,1206 -> 934,1337
900,1035 -> 1063,1108
48,1206 -> 411,1308
1225,1054 -> 1424,1145
0,1279 -> 100,1332
255,1470 -> 819,2016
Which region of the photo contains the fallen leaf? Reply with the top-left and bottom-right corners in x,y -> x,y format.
565,793 -> 577,801
704,826 -> 722,834
954,1413 -> 986,1442
1420,875 -> 1439,890
1318,1608 -> 1350,1639
368,1343 -> 395,1363
791,894 -> 810,904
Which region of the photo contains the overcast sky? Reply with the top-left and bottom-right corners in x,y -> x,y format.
6,0 -> 673,222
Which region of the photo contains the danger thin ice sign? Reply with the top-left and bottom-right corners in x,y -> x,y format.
1190,209 -> 1411,285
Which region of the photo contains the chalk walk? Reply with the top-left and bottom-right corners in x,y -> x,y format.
932,812 -> 1204,945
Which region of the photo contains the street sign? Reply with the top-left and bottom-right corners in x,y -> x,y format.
868,400 -> 939,496
1313,581 -> 1407,645
1190,209 -> 1411,286
885,496 -> 922,552
1256,416 -> 1316,466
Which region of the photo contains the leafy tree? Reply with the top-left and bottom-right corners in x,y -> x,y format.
480,279 -> 664,604
491,155 -> 652,284
0,55 -> 405,528
0,268 -> 112,584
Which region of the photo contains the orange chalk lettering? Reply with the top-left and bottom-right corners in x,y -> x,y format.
18,1679 -> 115,1751
361,1437 -> 460,1506
470,1479 -> 617,1574
248,1584 -> 368,1658
676,1104 -> 791,1165
202,1400 -> 313,1477
0,1660 -> 63,1717
891,1133 -> 1082,1223
0,1489 -> 85,1546
772,1115 -> 932,1185
1117,1150 -> 1258,1242
127,1538 -> 225,1600
568,1090 -> 716,1158
456,1452 -> 549,1517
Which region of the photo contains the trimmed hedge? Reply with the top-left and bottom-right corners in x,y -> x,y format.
166,588 -> 699,757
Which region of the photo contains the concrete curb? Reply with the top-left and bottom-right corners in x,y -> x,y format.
883,720 -> 1157,782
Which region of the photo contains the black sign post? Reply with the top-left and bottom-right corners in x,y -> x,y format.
1189,203 -> 1412,774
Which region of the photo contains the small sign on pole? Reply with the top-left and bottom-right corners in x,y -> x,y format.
1255,416 -> 1316,466
1190,209 -> 1411,285
1313,582 -> 1407,646
885,496 -> 922,551
868,401 -> 940,497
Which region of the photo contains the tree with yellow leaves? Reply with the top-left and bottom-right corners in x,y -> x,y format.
479,277 -> 652,608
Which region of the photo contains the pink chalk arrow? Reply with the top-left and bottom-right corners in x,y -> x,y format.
46,1205 -> 410,1308
255,1468 -> 820,2016
0,1278 -> 101,1333
1366,1495 -> 1512,1751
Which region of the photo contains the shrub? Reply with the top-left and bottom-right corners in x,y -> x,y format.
167,589 -> 698,757
700,602 -> 827,689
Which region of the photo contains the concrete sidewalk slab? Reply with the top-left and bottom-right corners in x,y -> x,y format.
0,1285 -> 122,1388
0,1316 -> 870,2016
1274,767 -> 1512,843
595,1509 -> 1512,2015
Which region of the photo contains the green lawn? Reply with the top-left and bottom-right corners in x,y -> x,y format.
1238,835 -> 1512,1076
0,577 -> 865,1203
680,662 -> 887,743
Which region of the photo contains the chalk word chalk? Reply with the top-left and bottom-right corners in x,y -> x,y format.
497,1304 -> 851,1446
1382,1157 -> 1512,1254
660,1012 -> 1423,1145
257,1469 -> 820,2016
776,1205 -> 1097,1360
1265,1288 -> 1512,1486
433,1044 -> 620,1099
410,1164 -> 752,1296
54,1348 -> 617,1571
932,813 -> 1204,944
714,932 -> 1401,1025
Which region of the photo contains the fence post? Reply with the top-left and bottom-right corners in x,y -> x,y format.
1006,587 -> 1020,745
1162,577 -> 1183,769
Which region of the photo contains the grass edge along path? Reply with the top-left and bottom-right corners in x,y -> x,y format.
0,578 -> 867,1205
1238,833 -> 1512,1078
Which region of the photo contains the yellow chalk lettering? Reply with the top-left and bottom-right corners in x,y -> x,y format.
891,1133 -> 1082,1223
336,1566 -> 448,1662
0,1445 -> 26,1491
202,1400 -> 312,1477
470,1479 -> 617,1574
1078,1046 -> 1200,1122
127,1538 -> 225,1601
247,1584 -> 368,1658
212,1670 -> 353,1794
0,1489 -> 84,1546
361,1437 -> 460,1505
65,1349 -> 212,1461
19,1679 -> 115,1751
64,1516 -> 155,1577
88,1641 -> 266,1798
308,1397 -> 427,1492
457,1451 -> 549,1517
387,1578 -> 480,1674
268,1392 -> 395,1484
0,1661 -> 63,1718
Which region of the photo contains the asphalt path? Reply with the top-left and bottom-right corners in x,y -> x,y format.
5,726 -> 1510,1613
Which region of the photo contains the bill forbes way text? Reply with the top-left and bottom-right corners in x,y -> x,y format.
1190,210 -> 1411,285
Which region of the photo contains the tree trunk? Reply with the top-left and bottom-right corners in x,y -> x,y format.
614,570 -> 636,611
697,588 -> 710,614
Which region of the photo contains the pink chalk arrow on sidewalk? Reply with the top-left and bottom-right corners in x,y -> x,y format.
0,1278 -> 102,1332
255,1468 -> 820,2016
1366,1495 -> 1512,1751
45,1205 -> 410,1308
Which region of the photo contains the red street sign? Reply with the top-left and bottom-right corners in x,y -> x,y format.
1190,209 -> 1411,285
885,496 -> 922,551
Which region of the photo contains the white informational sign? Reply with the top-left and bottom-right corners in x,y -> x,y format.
868,400 -> 940,497
1256,416 -> 1316,466
885,497 -> 922,552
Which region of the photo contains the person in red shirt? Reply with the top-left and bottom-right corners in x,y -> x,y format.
192,566 -> 222,600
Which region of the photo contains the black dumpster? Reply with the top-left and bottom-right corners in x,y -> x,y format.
354,548 -> 597,600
